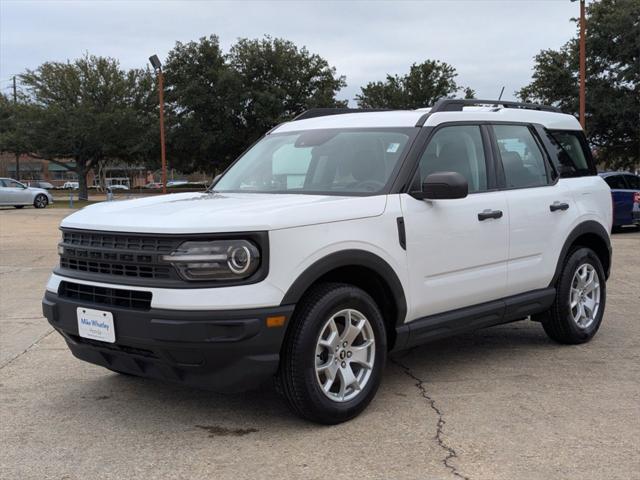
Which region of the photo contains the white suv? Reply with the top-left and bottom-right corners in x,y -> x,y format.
42,99 -> 612,423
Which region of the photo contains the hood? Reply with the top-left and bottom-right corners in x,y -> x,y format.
61,191 -> 388,233
28,187 -> 49,195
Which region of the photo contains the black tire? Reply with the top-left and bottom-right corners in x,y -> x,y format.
33,194 -> 48,209
541,247 -> 606,344
14,205 -> 24,209
278,283 -> 387,424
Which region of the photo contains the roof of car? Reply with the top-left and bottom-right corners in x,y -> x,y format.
272,103 -> 582,134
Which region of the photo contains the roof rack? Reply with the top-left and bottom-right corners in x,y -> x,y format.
293,108 -> 390,121
415,99 -> 561,126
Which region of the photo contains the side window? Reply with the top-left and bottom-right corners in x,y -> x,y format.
0,180 -> 6,187
604,175 -> 628,189
415,125 -> 488,193
494,125 -> 549,188
546,130 -> 594,177
623,175 -> 640,190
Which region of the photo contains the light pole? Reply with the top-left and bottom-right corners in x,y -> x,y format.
572,0 -> 586,129
149,54 -> 167,194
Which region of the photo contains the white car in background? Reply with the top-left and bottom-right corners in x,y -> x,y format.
62,182 -> 79,190
0,178 -> 54,208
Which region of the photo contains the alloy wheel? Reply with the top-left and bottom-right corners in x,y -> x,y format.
570,263 -> 601,329
314,308 -> 375,402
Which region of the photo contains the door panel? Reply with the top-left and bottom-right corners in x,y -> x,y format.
503,181 -> 575,295
401,192 -> 509,319
491,124 -> 577,295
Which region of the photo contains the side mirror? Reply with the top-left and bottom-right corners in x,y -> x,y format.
411,171 -> 468,200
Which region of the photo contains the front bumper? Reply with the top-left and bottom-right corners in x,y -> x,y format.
42,291 -> 294,392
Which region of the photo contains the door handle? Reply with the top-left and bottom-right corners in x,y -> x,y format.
478,209 -> 503,221
550,202 -> 570,212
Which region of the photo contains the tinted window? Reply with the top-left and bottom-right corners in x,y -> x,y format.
416,125 -> 487,193
546,130 -> 594,177
215,129 -> 413,195
604,175 -> 628,189
623,175 -> 640,190
0,180 -> 6,187
494,125 -> 549,188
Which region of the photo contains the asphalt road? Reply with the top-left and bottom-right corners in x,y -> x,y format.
1,207 -> 638,480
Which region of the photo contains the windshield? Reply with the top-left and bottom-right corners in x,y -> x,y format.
214,128 -> 415,195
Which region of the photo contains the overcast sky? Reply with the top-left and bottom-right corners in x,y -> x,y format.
0,0 -> 580,105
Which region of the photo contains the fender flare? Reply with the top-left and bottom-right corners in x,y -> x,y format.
280,249 -> 407,325
550,220 -> 612,286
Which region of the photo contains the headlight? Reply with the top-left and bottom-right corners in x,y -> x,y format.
162,240 -> 260,281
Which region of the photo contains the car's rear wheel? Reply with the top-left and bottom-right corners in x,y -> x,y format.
541,247 -> 606,344
34,194 -> 48,209
278,283 -> 386,424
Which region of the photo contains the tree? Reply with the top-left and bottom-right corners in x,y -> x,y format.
518,0 -> 639,170
164,35 -> 347,174
0,92 -> 35,180
164,35 -> 244,174
230,36 -> 347,145
18,55 -> 157,199
356,60 -> 470,109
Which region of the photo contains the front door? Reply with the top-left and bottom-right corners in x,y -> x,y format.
401,124 -> 509,320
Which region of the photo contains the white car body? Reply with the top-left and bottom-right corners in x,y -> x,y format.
43,100 -> 613,398
0,178 -> 54,207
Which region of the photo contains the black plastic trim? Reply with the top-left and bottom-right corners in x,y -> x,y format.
280,249 -> 407,325
396,217 -> 406,250
415,99 -> 560,126
42,291 -> 295,392
394,288 -> 556,350
293,108 -> 392,121
549,221 -> 612,285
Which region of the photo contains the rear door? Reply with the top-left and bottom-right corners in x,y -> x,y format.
491,124 -> 576,296
400,124 -> 509,319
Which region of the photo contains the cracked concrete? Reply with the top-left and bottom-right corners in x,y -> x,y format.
392,356 -> 470,480
1,208 -> 639,480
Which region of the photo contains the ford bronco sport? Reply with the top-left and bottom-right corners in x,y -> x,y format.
42,99 -> 612,424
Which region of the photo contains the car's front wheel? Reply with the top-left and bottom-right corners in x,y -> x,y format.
33,194 -> 48,209
278,283 -> 386,424
541,247 -> 606,344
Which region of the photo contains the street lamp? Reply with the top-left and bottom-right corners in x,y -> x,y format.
149,54 -> 167,194
571,0 -> 586,129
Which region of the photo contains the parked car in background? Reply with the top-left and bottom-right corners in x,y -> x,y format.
599,172 -> 640,230
62,181 -> 79,190
29,181 -> 55,189
144,182 -> 163,189
107,184 -> 130,191
0,178 -> 54,208
166,180 -> 188,187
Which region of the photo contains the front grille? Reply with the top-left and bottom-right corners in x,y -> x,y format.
62,230 -> 176,253
58,229 -> 182,284
58,281 -> 152,310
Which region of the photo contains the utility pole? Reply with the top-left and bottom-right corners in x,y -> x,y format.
149,55 -> 167,194
578,0 -> 586,129
13,75 -> 20,181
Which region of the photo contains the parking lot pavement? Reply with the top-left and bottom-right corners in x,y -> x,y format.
1,208 -> 639,480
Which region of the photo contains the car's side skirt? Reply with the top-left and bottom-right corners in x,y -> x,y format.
394,287 -> 555,350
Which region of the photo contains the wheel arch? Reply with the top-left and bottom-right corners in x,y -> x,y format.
280,250 -> 408,349
551,220 -> 612,286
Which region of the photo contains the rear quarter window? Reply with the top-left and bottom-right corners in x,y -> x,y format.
544,130 -> 596,177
